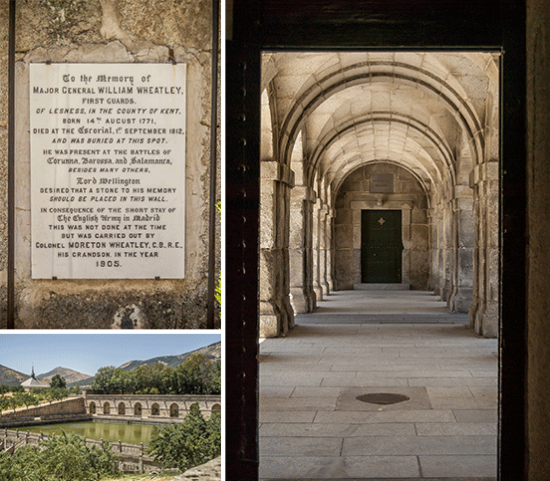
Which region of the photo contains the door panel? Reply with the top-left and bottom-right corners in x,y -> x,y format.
361,210 -> 403,283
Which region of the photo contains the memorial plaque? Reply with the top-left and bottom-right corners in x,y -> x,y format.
370,173 -> 394,193
30,63 -> 186,279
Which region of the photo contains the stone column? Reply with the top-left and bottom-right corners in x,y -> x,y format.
259,160 -> 295,338
427,210 -> 438,291
469,160 -> 499,337
289,184 -> 316,314
433,205 -> 444,296
312,199 -> 323,302
441,203 -> 453,302
326,208 -> 335,292
434,201 -> 452,300
448,187 -> 474,313
319,204 -> 330,296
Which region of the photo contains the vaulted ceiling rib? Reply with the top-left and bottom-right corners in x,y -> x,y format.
262,52 -> 498,204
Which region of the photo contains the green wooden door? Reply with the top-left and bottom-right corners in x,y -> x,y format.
361,210 -> 403,283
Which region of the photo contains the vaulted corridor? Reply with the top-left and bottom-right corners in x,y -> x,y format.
259,51 -> 500,339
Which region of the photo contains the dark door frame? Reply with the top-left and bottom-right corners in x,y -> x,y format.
226,2 -> 526,480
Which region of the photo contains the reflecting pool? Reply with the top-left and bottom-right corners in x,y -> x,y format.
20,421 -> 159,445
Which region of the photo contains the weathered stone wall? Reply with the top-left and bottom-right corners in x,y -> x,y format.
0,0 -> 217,328
333,163 -> 429,290
0,396 -> 85,419
527,0 -> 550,478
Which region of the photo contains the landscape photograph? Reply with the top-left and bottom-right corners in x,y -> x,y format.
0,333 -> 222,481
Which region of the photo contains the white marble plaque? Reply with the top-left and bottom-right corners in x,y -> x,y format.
30,63 -> 186,279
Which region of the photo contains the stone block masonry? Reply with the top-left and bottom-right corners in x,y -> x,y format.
0,397 -> 88,428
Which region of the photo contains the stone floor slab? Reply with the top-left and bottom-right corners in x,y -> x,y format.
313,410 -> 457,424
291,387 -> 342,398
260,437 -> 343,456
321,378 -> 410,388
415,422 -> 497,436
452,409 -> 498,423
259,455 -> 420,479
342,435 -> 497,456
260,411 -> 317,423
260,422 -> 417,437
337,386 -> 432,412
419,455 -> 498,477
408,377 -> 494,387
260,397 -> 337,411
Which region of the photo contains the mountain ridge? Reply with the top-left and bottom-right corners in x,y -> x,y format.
0,341 -> 221,388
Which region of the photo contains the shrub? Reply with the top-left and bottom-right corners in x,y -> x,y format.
0,432 -> 118,481
147,403 -> 221,472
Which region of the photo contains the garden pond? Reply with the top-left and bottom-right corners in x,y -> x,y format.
19,420 -> 158,445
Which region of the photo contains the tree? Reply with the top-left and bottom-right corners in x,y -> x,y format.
135,363 -> 165,394
0,385 -> 11,397
147,403 -> 221,472
0,397 -> 10,413
176,354 -> 220,394
50,374 -> 67,389
69,384 -> 81,395
49,387 -> 69,402
91,366 -> 117,393
18,392 -> 38,409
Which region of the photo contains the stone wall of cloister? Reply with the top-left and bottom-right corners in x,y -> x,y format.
334,162 -> 430,291
259,52 -> 500,339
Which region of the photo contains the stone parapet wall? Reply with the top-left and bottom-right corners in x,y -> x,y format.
0,413 -> 92,429
0,397 -> 85,419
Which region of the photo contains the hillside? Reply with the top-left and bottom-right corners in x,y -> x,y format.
118,342 -> 221,371
37,366 -> 93,386
0,364 -> 29,386
69,341 -> 221,387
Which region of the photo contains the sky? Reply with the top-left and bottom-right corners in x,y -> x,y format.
0,332 -> 221,377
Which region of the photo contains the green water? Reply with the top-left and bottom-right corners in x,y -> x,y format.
20,421 -> 158,445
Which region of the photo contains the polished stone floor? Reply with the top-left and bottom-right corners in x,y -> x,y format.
259,290 -> 498,480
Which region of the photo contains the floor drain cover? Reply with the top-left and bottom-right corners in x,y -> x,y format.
356,393 -> 410,405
